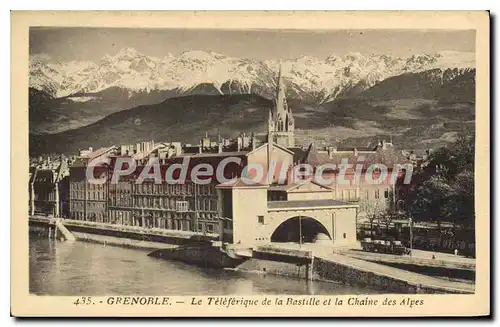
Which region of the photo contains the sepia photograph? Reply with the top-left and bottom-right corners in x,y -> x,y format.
11,11 -> 490,317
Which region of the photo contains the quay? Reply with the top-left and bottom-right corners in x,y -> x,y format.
29,215 -> 217,250
30,215 -> 474,294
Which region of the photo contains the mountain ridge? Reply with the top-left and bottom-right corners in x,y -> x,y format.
30,48 -> 475,103
29,48 -> 476,154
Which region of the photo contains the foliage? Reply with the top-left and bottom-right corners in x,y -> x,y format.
405,133 -> 475,227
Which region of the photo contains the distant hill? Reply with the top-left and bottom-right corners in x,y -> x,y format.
29,86 -> 185,134
30,95 -> 475,156
30,94 -> 274,155
356,68 -> 475,102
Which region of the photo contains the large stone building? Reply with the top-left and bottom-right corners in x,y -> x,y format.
106,141 -> 294,234
68,146 -> 117,222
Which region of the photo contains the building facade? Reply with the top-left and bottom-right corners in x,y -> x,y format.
68,146 -> 117,222
29,157 -> 69,217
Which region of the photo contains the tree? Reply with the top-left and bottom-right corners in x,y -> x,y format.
405,133 -> 475,227
379,208 -> 399,237
408,174 -> 454,228
358,199 -> 384,238
448,170 -> 475,227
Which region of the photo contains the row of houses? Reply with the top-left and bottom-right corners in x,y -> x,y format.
29,135 -> 410,236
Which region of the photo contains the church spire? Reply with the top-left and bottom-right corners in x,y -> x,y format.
268,61 -> 295,148
275,61 -> 287,120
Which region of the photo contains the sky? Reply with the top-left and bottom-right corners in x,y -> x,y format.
30,27 -> 475,62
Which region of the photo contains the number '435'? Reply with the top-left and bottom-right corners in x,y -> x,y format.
73,297 -> 93,305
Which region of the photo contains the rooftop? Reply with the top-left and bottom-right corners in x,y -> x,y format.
173,151 -> 249,159
267,199 -> 357,209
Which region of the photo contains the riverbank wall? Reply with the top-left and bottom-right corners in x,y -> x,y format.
29,216 -> 217,251
311,257 -> 473,294
29,216 -> 474,294
235,258 -> 311,279
29,216 -> 243,266
148,245 -> 246,268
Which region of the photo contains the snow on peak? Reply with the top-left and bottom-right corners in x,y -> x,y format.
29,48 -> 476,100
179,50 -> 226,61
115,47 -> 140,58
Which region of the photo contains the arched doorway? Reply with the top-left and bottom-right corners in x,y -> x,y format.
270,216 -> 332,243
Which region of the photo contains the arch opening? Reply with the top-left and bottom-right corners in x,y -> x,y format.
270,216 -> 332,244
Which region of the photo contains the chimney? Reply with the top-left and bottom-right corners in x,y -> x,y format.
382,140 -> 387,150
218,143 -> 223,153
237,136 -> 242,152
328,146 -> 337,158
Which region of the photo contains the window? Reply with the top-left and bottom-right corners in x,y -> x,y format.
384,189 -> 390,199
375,189 -> 380,199
176,200 -> 188,212
258,215 -> 264,224
197,223 -> 203,231
206,224 -> 214,232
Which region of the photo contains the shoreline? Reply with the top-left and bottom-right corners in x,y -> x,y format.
29,216 -> 475,294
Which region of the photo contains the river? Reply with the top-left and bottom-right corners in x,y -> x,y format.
29,237 -> 379,295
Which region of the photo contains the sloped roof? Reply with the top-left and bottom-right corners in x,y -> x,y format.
268,180 -> 332,192
34,169 -> 55,184
268,199 -> 355,209
83,146 -> 117,160
248,142 -> 294,156
216,177 -> 268,189
288,147 -> 308,164
303,143 -> 408,168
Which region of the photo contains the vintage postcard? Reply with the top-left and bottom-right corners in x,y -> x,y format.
11,11 -> 490,317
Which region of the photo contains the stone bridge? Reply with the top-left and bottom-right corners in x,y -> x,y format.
253,200 -> 359,247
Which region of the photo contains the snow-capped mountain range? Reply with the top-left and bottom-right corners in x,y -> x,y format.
30,47 -> 475,103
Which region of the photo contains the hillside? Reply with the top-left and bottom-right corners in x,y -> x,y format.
295,98 -> 475,150
356,68 -> 475,102
29,94 -> 274,155
29,87 -> 186,134
29,91 -> 475,156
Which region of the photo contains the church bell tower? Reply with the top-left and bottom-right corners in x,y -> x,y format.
268,62 -> 295,148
